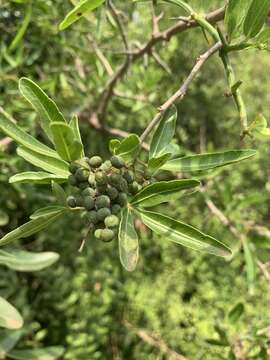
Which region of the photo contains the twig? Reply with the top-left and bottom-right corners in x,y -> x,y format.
88,35 -> 114,76
140,41 -> 222,144
257,260 -> 270,283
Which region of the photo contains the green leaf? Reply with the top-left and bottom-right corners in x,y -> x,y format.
9,172 -> 66,185
51,182 -> 67,205
69,115 -> 85,158
148,153 -> 171,172
0,210 -> 65,247
131,179 -> 200,207
0,249 -> 59,272
19,77 -> 66,141
225,0 -> 252,41
0,297 -> 23,330
243,241 -> 256,292
50,122 -> 82,161
0,330 -> 22,357
30,206 -> 67,220
227,302 -> 245,324
7,347 -> 65,360
109,139 -> 121,154
244,0 -> 270,38
59,0 -> 106,31
248,114 -> 270,137
159,0 -> 193,14
0,107 -> 59,158
161,149 -> 256,172
149,106 -> 177,159
255,27 -> 270,43
17,146 -> 70,178
9,1 -> 32,51
137,209 -> 232,257
115,134 -> 140,162
118,208 -> 139,272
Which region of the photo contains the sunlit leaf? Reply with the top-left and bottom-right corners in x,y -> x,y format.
0,249 -> 59,272
137,209 -> 232,257
109,139 -> 121,154
7,346 -> 65,360
225,0 -> 252,41
255,27 -> 270,43
118,208 -> 139,272
115,134 -> 140,162
148,153 -> 171,172
0,297 -> 23,330
69,115 -> 85,158
244,0 -> 270,38
30,206 -> 67,220
248,114 -> 270,137
59,0 -> 106,31
161,149 -> 256,172
131,179 -> 200,207
9,172 -> 66,185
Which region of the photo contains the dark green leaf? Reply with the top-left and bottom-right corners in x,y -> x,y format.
131,179 -> 200,207
149,106 -> 177,159
115,134 -> 140,162
228,302 -> 245,324
51,182 -> 67,205
0,249 -> 59,272
0,210 -> 65,247
9,172 -> 66,185
8,347 -> 65,360
0,107 -> 59,158
118,208 -> 139,272
205,338 -> 229,347
161,150 -> 256,172
19,77 -> 66,141
59,0 -> 106,31
244,0 -> 270,38
17,146 -> 70,178
137,209 -> 232,257
0,297 -> 23,330
225,0 -> 252,41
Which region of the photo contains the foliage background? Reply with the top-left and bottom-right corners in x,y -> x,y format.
0,0 -> 270,359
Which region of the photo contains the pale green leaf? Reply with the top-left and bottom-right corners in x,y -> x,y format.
109,139 -> 121,154
7,347 -> 65,360
0,249 -> 59,272
148,153 -> 171,172
69,115 -> 85,158
244,0 -> 270,38
0,107 -> 59,158
59,0 -> 106,31
118,208 -> 139,272
248,114 -> 270,137
19,77 -> 66,141
9,172 -> 66,185
137,209 -> 232,257
115,134 -> 140,162
0,210 -> 65,247
149,106 -> 177,159
0,297 -> 23,330
17,146 -> 70,178
225,0 -> 253,41
161,150 -> 256,172
131,179 -> 200,207
255,27 -> 270,43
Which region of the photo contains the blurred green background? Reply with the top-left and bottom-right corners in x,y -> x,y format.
0,0 -> 270,359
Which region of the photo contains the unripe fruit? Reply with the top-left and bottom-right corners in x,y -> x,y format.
104,215 -> 119,228
67,196 -> 76,208
87,211 -> 98,224
94,229 -> 102,239
111,155 -> 125,169
84,196 -> 95,210
107,186 -> 118,200
69,162 -> 79,174
100,160 -> 112,172
95,171 -> 107,185
117,178 -> 128,192
129,181 -> 140,194
109,173 -> 121,186
101,229 -> 115,242
123,170 -> 134,183
96,195 -> 110,209
82,187 -> 96,197
96,183 -> 107,193
88,173 -> 96,187
89,156 -> 102,168
75,195 -> 84,207
78,182 -> 89,190
117,192 -> 128,206
112,204 -> 121,215
68,174 -> 77,186
97,208 -> 111,221
76,168 -> 89,182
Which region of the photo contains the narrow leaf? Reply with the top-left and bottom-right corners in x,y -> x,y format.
51,182 -> 67,205
244,0 -> 270,38
0,107 -> 59,158
0,210 -> 65,247
8,347 -> 65,360
118,208 -> 139,272
69,115 -> 85,158
50,122 -> 79,161
0,249 -> 59,272
59,0 -> 106,31
115,134 -> 140,162
131,179 -> 200,207
225,0 -> 252,41
161,150 -> 256,172
30,206 -> 67,220
19,77 -> 66,141
9,172 -> 66,185
17,146 -> 70,178
137,209 -> 232,257
248,114 -> 270,137
255,27 -> 270,43
228,302 -> 245,324
0,297 -> 23,330
9,1 -> 32,51
148,153 -> 171,172
149,106 -> 177,159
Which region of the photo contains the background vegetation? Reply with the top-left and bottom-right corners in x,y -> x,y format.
0,0 -> 270,359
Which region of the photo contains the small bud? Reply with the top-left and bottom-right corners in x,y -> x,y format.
105,215 -> 119,228
95,171 -> 107,185
117,177 -> 128,192
144,169 -> 152,180
67,196 -> 76,208
89,156 -> 103,168
109,173 -> 121,186
96,195 -> 110,209
75,168 -> 89,182
75,195 -> 84,207
111,155 -> 125,169
84,196 -> 95,210
97,208 -> 111,221
129,181 -> 140,195
88,172 -> 96,187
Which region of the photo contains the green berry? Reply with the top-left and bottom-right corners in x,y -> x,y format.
109,173 -> 121,186
67,196 -> 76,208
123,170 -> 134,183
94,229 -> 102,239
117,177 -> 128,192
100,160 -> 112,172
101,229 -> 115,242
96,195 -> 110,209
129,181 -> 140,194
89,156 -> 102,168
95,171 -> 107,185
117,192 -> 128,206
82,187 -> 96,197
104,215 -> 119,228
111,155 -> 125,169
87,211 -> 98,224
84,196 -> 95,210
75,195 -> 84,207
107,186 -> 118,200
75,168 -> 89,182
69,162 -> 79,174
112,204 -> 121,215
97,208 -> 111,221
68,174 -> 77,186
88,172 -> 96,187
78,182 -> 89,190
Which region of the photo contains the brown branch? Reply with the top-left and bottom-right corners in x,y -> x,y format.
140,41 -> 222,144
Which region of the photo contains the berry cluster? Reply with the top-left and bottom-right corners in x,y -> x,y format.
66,155 -> 141,242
